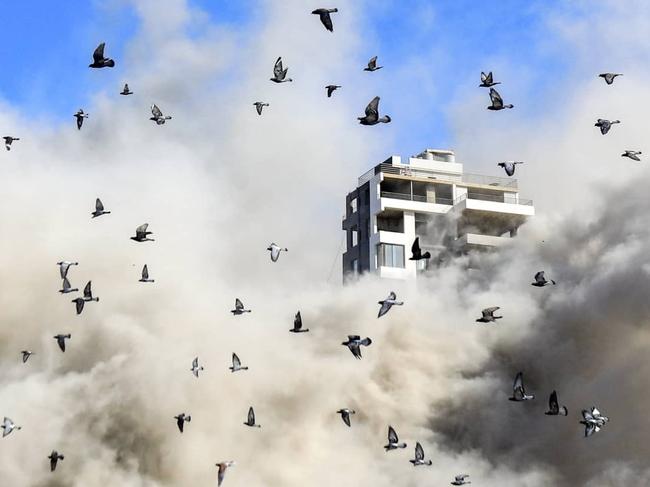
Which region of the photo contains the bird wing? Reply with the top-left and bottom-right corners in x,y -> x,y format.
320,12 -> 333,31
368,56 -> 377,69
489,88 -> 503,107
294,311 -> 302,330
142,265 -> 149,279
513,372 -> 524,392
365,96 -> 380,117
218,464 -> 226,486
348,342 -> 361,358
415,442 -> 424,461
534,271 -> 545,283
136,223 -> 149,234
124,83 -> 130,92
93,42 -> 105,62
378,301 -> 391,318
192,357 -> 199,369
549,390 -> 559,413
273,57 -> 283,78
59,263 -> 70,279
83,281 -> 92,298
95,198 -> 104,212
388,291 -> 396,300
62,277 -> 71,291
347,335 -> 361,341
248,407 -> 255,425
483,306 -> 499,317
232,353 -> 241,368
411,237 -> 421,254
75,299 -> 84,315
235,298 -> 244,310
388,426 -> 398,443
341,411 -> 351,427
151,104 -> 163,118
485,71 -> 493,84
270,246 -> 280,261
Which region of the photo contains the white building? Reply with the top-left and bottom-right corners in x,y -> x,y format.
342,149 -> 534,280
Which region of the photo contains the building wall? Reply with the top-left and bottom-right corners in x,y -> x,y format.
342,181 -> 371,279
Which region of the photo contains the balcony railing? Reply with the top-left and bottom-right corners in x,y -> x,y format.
453,193 -> 533,206
380,191 -> 453,205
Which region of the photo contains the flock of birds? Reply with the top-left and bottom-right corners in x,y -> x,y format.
0,7 -> 630,486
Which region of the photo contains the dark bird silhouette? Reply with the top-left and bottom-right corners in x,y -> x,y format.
409,237 -> 431,261
342,335 -> 372,359
410,442 -> 432,466
509,371 -> 535,401
253,102 -> 269,115
3,136 -> 19,151
598,73 -> 622,85
487,88 -> 513,110
532,271 -> 555,287
53,334 -> 71,352
48,451 -> 64,472
497,161 -> 523,176
336,408 -> 355,427
150,104 -> 172,125
59,277 -> 78,294
244,406 -> 261,428
72,281 -> 99,315
325,85 -> 341,97
476,307 -> 502,323
216,461 -> 235,486
364,56 -> 382,71
74,109 -> 88,130
358,96 -> 391,125
89,42 -> 115,68
231,298 -> 251,315
139,264 -> 154,283
91,198 -> 110,218
131,223 -> 154,242
290,311 -> 309,333
174,413 -> 191,433
120,83 -> 133,95
270,57 -> 292,83
21,350 -> 34,363
545,390 -> 568,416
621,150 -> 642,161
479,71 -> 500,87
229,353 -> 248,372
384,425 -> 407,451
595,118 -> 620,135
312,8 -> 338,31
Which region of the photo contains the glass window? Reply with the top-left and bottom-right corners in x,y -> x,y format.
350,197 -> 357,213
351,259 -> 358,274
377,243 -> 405,268
352,229 -> 358,246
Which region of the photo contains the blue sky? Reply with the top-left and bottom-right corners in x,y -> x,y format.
0,0 -> 578,149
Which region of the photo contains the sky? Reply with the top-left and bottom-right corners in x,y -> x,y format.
0,1 -> 650,486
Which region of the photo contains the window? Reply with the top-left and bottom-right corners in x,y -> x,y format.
352,228 -> 358,246
377,243 -> 405,268
350,197 -> 357,213
351,259 -> 358,274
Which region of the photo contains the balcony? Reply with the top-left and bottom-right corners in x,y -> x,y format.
380,191 -> 453,205
453,193 -> 534,216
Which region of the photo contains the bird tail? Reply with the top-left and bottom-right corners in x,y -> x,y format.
423,251 -> 431,259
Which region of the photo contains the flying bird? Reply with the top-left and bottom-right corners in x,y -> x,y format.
91,198 -> 110,218
3,136 -> 19,151
270,57 -> 292,83
621,150 -> 642,161
594,118 -> 620,135
48,451 -> 64,472
229,353 -> 248,372
497,161 -> 523,176
74,109 -> 88,130
57,261 -> 79,279
545,390 -> 568,416
244,406 -> 261,428
267,243 -> 288,262
479,71 -> 500,87
598,72 -> 622,85
120,83 -> 133,95
532,271 -> 555,287
476,306 -> 502,323
231,298 -> 251,315
326,85 -> 341,97
72,281 -> 99,315
342,335 -> 372,359
384,425 -> 407,451
509,371 -> 535,401
312,8 -> 338,31
364,56 -> 382,71
190,357 -> 204,378
1,417 -> 21,438
487,88 -> 513,110
21,350 -> 34,363
253,102 -> 269,115
174,413 -> 191,433
336,408 -> 355,427
410,442 -> 432,466
139,264 -> 154,283
216,461 -> 235,487
451,474 -> 471,485
150,104 -> 172,125
580,407 -> 609,437
358,96 -> 391,125
53,334 -> 71,352
88,42 -> 115,68
131,223 -> 155,242
290,311 -> 309,333
409,237 -> 431,261
59,278 -> 78,294
377,291 -> 403,318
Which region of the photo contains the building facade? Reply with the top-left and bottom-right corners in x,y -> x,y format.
342,149 -> 535,280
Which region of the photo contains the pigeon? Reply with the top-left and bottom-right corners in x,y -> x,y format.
598,73 -> 622,85
120,83 -> 133,95
377,291 -> 403,318
72,281 -> 99,315
312,8 -> 338,31
53,334 -> 71,353
21,350 -> 34,363
336,408 -> 355,427
190,357 -> 204,378
139,264 -> 154,283
364,56 -> 383,72
479,71 -> 500,87
3,136 -> 19,151
1,417 -> 21,438
229,353 -> 248,372
487,88 -> 513,110
475,307 -> 502,323
497,161 -> 523,176
89,42 -> 115,68
74,109 -> 89,130
621,150 -> 642,161
290,311 -> 309,333
57,261 -> 79,279
384,425 -> 407,451
231,298 -> 251,315
267,243 -> 288,262
59,277 -> 79,294
532,271 -> 555,287
580,407 -> 609,437
509,372 -> 535,401
342,335 -> 372,359
48,450 -> 64,472
150,104 -> 172,125
595,118 -> 620,135
91,198 -> 110,218
545,390 -> 568,416
410,442 -> 432,466
174,413 -> 191,433
253,102 -> 269,115
131,223 -> 155,242
244,406 -> 261,428
216,461 -> 235,487
270,57 -> 292,83
451,474 -> 471,485
326,85 -> 341,97
358,96 -> 391,125
409,237 -> 431,261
